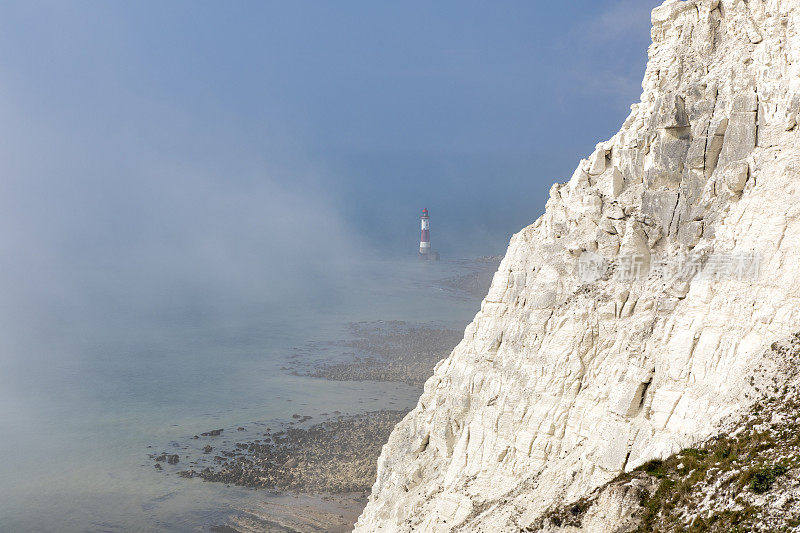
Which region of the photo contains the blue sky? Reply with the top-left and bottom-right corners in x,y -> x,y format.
0,0 -> 661,299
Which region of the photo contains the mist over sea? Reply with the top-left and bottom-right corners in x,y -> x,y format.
0,87 -> 508,528
0,254 -> 488,531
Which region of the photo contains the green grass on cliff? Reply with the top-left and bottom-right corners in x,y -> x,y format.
534,333 -> 800,533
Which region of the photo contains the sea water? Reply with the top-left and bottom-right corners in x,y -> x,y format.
0,258 -> 486,532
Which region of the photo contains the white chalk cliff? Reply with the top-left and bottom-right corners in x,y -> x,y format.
355,0 -> 800,530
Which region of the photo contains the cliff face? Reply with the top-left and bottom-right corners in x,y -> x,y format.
355,1 -> 800,531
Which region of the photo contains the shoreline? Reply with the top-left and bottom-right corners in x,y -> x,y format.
172,410 -> 407,493
211,492 -> 368,533
289,321 -> 465,387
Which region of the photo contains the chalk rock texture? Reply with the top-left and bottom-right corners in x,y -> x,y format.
355,0 -> 800,531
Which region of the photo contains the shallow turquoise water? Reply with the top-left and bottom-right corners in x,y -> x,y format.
0,258 -> 483,532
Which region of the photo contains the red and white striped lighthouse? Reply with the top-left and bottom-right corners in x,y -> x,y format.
419,208 -> 431,257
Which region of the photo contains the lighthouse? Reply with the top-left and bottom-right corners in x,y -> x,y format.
419,208 -> 430,257
419,208 -> 439,260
